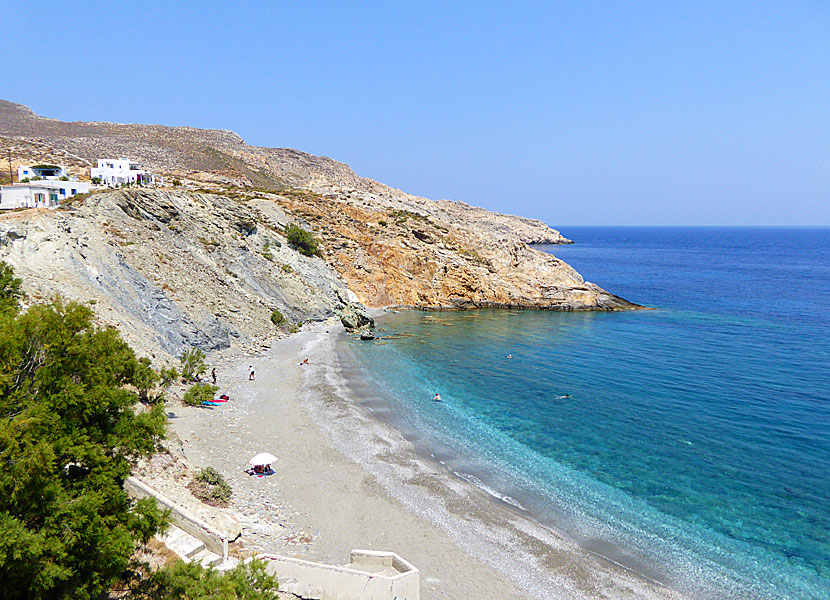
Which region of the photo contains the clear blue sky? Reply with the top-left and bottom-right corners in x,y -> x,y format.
2,1 -> 828,225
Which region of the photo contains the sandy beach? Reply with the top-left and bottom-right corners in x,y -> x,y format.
165,321 -> 689,600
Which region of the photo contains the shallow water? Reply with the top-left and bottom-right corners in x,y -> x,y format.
346,227 -> 830,599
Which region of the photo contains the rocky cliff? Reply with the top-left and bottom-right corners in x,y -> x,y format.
0,101 -> 638,361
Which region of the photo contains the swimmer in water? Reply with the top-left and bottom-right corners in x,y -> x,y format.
433,393 -> 442,402
507,354 -> 512,359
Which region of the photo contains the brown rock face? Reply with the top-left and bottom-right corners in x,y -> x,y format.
274,190 -> 634,311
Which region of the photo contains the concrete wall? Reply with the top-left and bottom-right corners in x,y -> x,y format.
125,476 -> 230,561
257,550 -> 420,600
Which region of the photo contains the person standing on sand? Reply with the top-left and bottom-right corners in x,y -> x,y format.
211,368 -> 217,385
249,366 -> 255,381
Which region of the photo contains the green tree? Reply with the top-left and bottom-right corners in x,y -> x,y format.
0,298 -> 168,599
159,366 -> 180,387
179,348 -> 206,382
134,357 -> 161,403
0,261 -> 23,313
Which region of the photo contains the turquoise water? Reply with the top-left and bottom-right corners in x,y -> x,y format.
346,227 -> 830,599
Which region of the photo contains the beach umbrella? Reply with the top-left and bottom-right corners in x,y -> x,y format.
249,452 -> 277,466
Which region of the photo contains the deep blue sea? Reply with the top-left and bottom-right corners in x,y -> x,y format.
346,227 -> 830,599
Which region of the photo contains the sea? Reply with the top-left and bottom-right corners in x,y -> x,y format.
342,227 -> 830,599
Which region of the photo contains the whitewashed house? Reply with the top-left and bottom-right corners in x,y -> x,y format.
0,180 -> 90,210
16,164 -> 70,181
90,159 -> 159,186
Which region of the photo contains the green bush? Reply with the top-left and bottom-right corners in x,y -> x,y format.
179,347 -> 206,381
270,309 -> 285,326
0,261 -> 23,313
172,178 -> 182,187
188,466 -> 232,506
281,264 -> 293,273
0,289 -> 168,599
129,558 -> 279,599
284,223 -> 321,257
159,366 -> 179,387
182,383 -> 218,407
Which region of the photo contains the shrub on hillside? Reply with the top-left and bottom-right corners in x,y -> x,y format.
270,309 -> 285,326
284,223 -> 321,257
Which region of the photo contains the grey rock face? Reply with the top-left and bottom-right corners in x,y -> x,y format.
0,189 -> 369,362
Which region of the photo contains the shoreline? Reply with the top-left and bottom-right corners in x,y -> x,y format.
166,322 -> 688,599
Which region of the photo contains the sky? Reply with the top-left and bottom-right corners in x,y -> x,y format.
1,1 -> 828,226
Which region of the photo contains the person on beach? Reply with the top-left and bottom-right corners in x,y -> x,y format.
433,393 -> 442,402
249,366 -> 255,381
298,358 -> 309,366
211,368 -> 216,384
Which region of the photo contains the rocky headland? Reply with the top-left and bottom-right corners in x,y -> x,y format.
0,99 -> 638,362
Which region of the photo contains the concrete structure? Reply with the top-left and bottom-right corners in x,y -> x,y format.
91,159 -> 160,186
158,524 -> 236,569
125,476 -> 239,568
257,550 -> 420,600
16,164 -> 68,181
0,180 -> 90,210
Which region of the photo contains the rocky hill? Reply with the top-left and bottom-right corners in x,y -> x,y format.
0,100 -> 570,244
0,101 -> 638,361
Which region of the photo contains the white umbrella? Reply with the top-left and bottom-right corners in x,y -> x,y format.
249,452 -> 277,466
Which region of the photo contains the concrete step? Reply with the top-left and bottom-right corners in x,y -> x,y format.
158,525 -> 205,560
191,547 -> 224,567
157,524 -> 237,570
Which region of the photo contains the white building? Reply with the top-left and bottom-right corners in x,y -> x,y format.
0,180 -> 90,210
90,159 -> 159,186
16,164 -> 69,181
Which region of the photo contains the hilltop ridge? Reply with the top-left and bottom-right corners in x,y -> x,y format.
0,100 -> 571,244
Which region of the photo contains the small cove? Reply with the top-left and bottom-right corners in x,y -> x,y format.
344,227 -> 830,600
